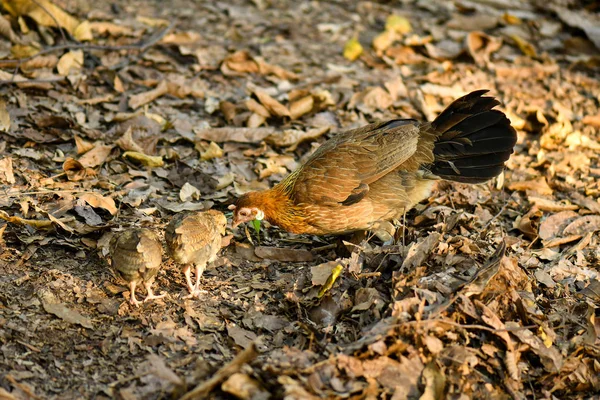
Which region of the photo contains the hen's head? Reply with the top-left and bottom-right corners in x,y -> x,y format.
228,192 -> 265,228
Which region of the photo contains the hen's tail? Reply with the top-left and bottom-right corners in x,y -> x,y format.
428,90 -> 517,184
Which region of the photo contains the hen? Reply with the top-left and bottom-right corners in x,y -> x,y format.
165,210 -> 227,298
109,229 -> 165,306
230,90 -> 517,235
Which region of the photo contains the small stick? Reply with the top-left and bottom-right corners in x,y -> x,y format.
180,343 -> 258,400
2,22 -> 175,80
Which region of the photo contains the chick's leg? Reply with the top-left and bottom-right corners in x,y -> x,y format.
143,280 -> 166,303
129,281 -> 142,307
184,263 -> 207,299
182,264 -> 195,295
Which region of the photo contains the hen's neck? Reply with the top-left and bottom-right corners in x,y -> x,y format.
250,185 -> 308,234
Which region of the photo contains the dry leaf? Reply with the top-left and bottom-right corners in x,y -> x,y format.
386,15 -> 411,34
508,177 -> 553,195
0,157 -> 16,184
78,144 -> 113,168
264,126 -> 329,150
194,127 -> 276,143
253,89 -> 290,118
63,158 -> 96,181
2,0 -> 80,34
254,246 -> 314,262
343,37 -> 363,61
129,80 -> 169,110
122,151 -> 164,167
373,30 -> 397,54
79,193 -> 117,215
179,182 -> 201,202
0,99 -> 10,132
510,34 -> 537,57
466,31 -> 502,65
563,216 -> 600,236
289,95 -> 314,120
245,98 -> 270,118
57,50 -> 83,76
200,141 -> 224,160
74,20 -> 93,41
42,302 -> 93,329
74,135 -> 94,154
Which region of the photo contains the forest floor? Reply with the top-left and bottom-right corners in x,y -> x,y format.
1,0 -> 599,399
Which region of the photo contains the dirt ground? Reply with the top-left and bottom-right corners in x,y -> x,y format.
1,0 -> 600,399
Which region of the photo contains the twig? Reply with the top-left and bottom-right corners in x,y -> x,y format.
398,319 -> 538,334
0,77 -> 67,85
180,343 -> 258,400
1,22 -> 175,79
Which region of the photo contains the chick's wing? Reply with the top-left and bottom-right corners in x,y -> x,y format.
290,119 -> 421,206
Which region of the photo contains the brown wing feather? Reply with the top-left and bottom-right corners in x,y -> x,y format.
288,119 -> 421,205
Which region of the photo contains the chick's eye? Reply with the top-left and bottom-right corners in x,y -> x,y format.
239,210 -> 249,217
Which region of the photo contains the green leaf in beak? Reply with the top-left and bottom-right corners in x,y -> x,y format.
252,219 -> 261,235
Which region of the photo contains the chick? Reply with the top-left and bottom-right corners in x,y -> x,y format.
165,210 -> 227,298
109,229 -> 166,306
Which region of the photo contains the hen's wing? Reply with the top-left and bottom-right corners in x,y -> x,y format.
287,119 -> 422,206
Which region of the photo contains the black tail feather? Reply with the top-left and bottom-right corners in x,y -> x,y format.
429,90 -> 517,184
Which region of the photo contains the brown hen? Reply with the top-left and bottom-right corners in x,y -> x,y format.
165,210 -> 227,298
109,229 -> 165,306
230,90 -> 517,235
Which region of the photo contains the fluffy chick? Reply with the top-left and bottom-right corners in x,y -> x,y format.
165,210 -> 227,298
109,228 -> 165,306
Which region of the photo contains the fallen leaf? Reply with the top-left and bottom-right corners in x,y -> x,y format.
179,182 -> 201,202
255,246 -> 314,262
401,233 -> 440,272
508,177 -> 553,195
539,211 -> 579,240
57,50 -> 84,76
122,151 -> 164,167
253,89 -> 290,118
563,216 -> 600,236
78,144 -> 113,168
194,127 -> 276,143
42,302 -> 93,329
74,20 -> 93,41
318,264 -> 344,298
129,80 -> 169,110
264,126 -> 329,150
79,193 -> 117,215
199,141 -> 224,161
510,34 -> 537,57
0,99 -> 10,132
3,0 -> 80,34
386,15 -> 411,34
466,31 -> 502,65
0,157 -> 16,184
343,37 -> 363,61
289,95 -> 314,120
227,323 -> 257,349
222,373 -> 268,400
